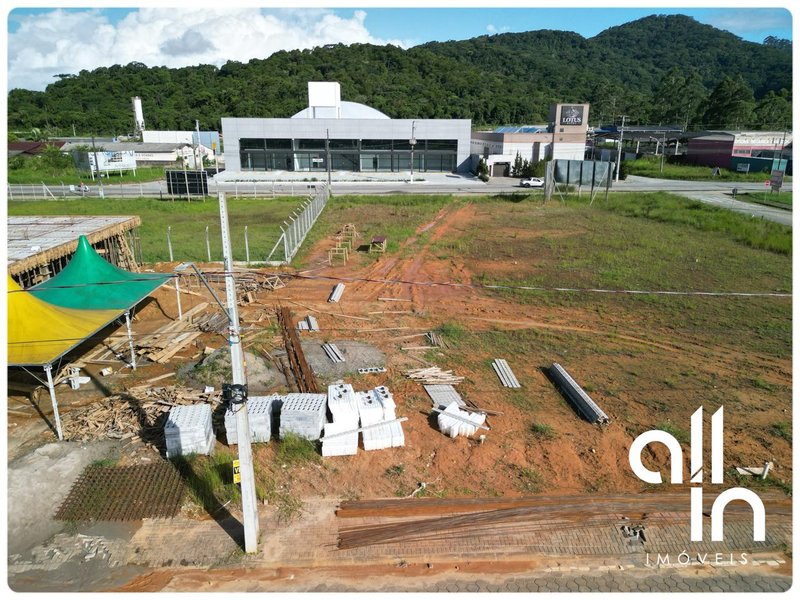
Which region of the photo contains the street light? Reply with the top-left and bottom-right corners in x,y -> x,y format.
409,120 -> 417,183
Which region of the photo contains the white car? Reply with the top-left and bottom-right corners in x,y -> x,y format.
520,177 -> 544,188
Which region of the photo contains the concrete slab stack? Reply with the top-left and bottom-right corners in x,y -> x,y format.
327,383 -> 359,426
321,421 -> 359,456
437,401 -> 486,438
164,404 -> 215,458
362,420 -> 405,451
224,395 -> 277,445
279,393 -> 328,440
373,386 -> 396,420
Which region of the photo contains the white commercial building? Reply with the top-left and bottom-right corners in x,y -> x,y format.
471,103 -> 590,176
222,82 -> 472,175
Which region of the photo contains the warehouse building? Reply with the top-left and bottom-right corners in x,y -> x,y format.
221,82 -> 472,175
686,130 -> 792,173
470,103 -> 590,176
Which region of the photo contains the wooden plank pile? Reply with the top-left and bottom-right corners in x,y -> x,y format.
61,385 -> 219,448
405,366 -> 464,385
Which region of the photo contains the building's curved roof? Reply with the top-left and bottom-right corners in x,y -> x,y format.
292,101 -> 390,120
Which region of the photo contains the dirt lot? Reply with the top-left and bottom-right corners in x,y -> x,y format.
6,193 -> 792,589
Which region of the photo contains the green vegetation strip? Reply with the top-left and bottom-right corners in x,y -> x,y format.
8,196 -> 302,263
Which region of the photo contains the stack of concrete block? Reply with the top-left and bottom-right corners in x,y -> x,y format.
327,383 -> 359,426
357,390 -> 385,426
437,401 -> 486,438
373,386 -> 396,420
358,387 -> 404,451
164,404 -> 215,458
362,420 -> 405,451
224,395 -> 277,445
279,393 -> 327,440
321,421 -> 359,457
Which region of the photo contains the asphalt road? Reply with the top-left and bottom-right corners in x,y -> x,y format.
8,175 -> 792,226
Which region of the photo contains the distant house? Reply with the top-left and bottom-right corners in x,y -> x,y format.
60,141 -> 194,167
8,140 -> 65,157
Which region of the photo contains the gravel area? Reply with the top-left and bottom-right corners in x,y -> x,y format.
301,339 -> 385,381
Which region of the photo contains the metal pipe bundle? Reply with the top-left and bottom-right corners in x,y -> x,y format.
548,363 -> 609,424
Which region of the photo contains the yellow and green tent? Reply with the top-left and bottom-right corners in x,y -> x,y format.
30,235 -> 171,310
7,275 -> 121,367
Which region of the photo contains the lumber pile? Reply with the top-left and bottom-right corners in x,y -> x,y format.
61,385 -> 220,448
405,366 -> 464,385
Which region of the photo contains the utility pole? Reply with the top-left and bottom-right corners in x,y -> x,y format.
615,115 -> 627,182
326,128 -> 331,186
91,133 -> 104,197
196,120 -> 204,172
661,132 -> 667,173
409,121 -> 417,183
218,191 -> 260,553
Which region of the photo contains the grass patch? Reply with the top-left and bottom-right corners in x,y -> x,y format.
770,421 -> 792,443
171,450 -> 241,513
276,434 -> 321,467
625,156 -> 788,182
530,423 -> 557,440
8,155 -> 168,185
751,377 -> 776,391
384,464 -> 405,479
513,466 -> 544,493
655,422 -> 690,444
8,196 -> 301,262
436,321 -> 468,345
578,192 -> 791,256
737,191 -> 792,208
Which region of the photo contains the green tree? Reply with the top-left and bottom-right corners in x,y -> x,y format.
511,152 -> 523,177
752,90 -> 792,130
701,75 -> 755,129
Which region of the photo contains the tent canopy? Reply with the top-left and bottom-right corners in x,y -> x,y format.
31,235 -> 171,310
7,275 -> 121,366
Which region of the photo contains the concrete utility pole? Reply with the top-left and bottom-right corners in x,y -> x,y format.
326,128 -> 331,186
409,121 -> 417,183
614,115 -> 627,182
218,192 -> 260,553
195,120 -> 204,172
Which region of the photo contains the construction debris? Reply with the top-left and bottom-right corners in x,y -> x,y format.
492,358 -> 521,388
736,461 -> 773,479
322,343 -> 346,363
164,404 -> 215,458
224,395 -> 277,445
424,384 -> 466,408
328,283 -> 345,303
435,403 -> 489,438
277,306 -> 321,393
60,386 -> 218,447
548,363 -> 610,425
406,366 -> 464,385
279,393 -> 327,441
426,331 -> 447,348
297,315 -> 320,332
358,367 -> 387,374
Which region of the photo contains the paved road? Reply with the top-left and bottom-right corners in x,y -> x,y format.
8,175 -> 792,227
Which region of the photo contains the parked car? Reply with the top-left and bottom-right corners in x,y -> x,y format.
520,177 -> 544,188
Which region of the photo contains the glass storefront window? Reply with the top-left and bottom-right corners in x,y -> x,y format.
361,139 -> 393,151
297,139 -> 325,150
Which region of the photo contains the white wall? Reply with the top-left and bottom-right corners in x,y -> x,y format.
142,130 -> 194,144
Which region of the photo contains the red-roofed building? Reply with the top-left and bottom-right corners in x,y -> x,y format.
8,141 -> 66,157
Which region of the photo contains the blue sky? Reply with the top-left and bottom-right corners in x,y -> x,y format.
6,6 -> 793,91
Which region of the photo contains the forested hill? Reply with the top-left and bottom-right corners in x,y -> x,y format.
7,14 -> 791,136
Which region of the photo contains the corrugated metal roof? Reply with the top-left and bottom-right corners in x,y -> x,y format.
61,142 -> 187,152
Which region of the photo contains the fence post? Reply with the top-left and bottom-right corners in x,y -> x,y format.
167,226 -> 174,262
244,226 -> 250,264
253,181 -> 257,198
235,181 -> 239,198
205,225 -> 211,262
140,183 -> 144,197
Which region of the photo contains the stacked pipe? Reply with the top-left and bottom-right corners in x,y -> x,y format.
548,363 -> 610,424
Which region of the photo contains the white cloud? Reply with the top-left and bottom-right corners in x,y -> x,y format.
8,8 -> 410,91
704,9 -> 791,35
486,24 -> 496,34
